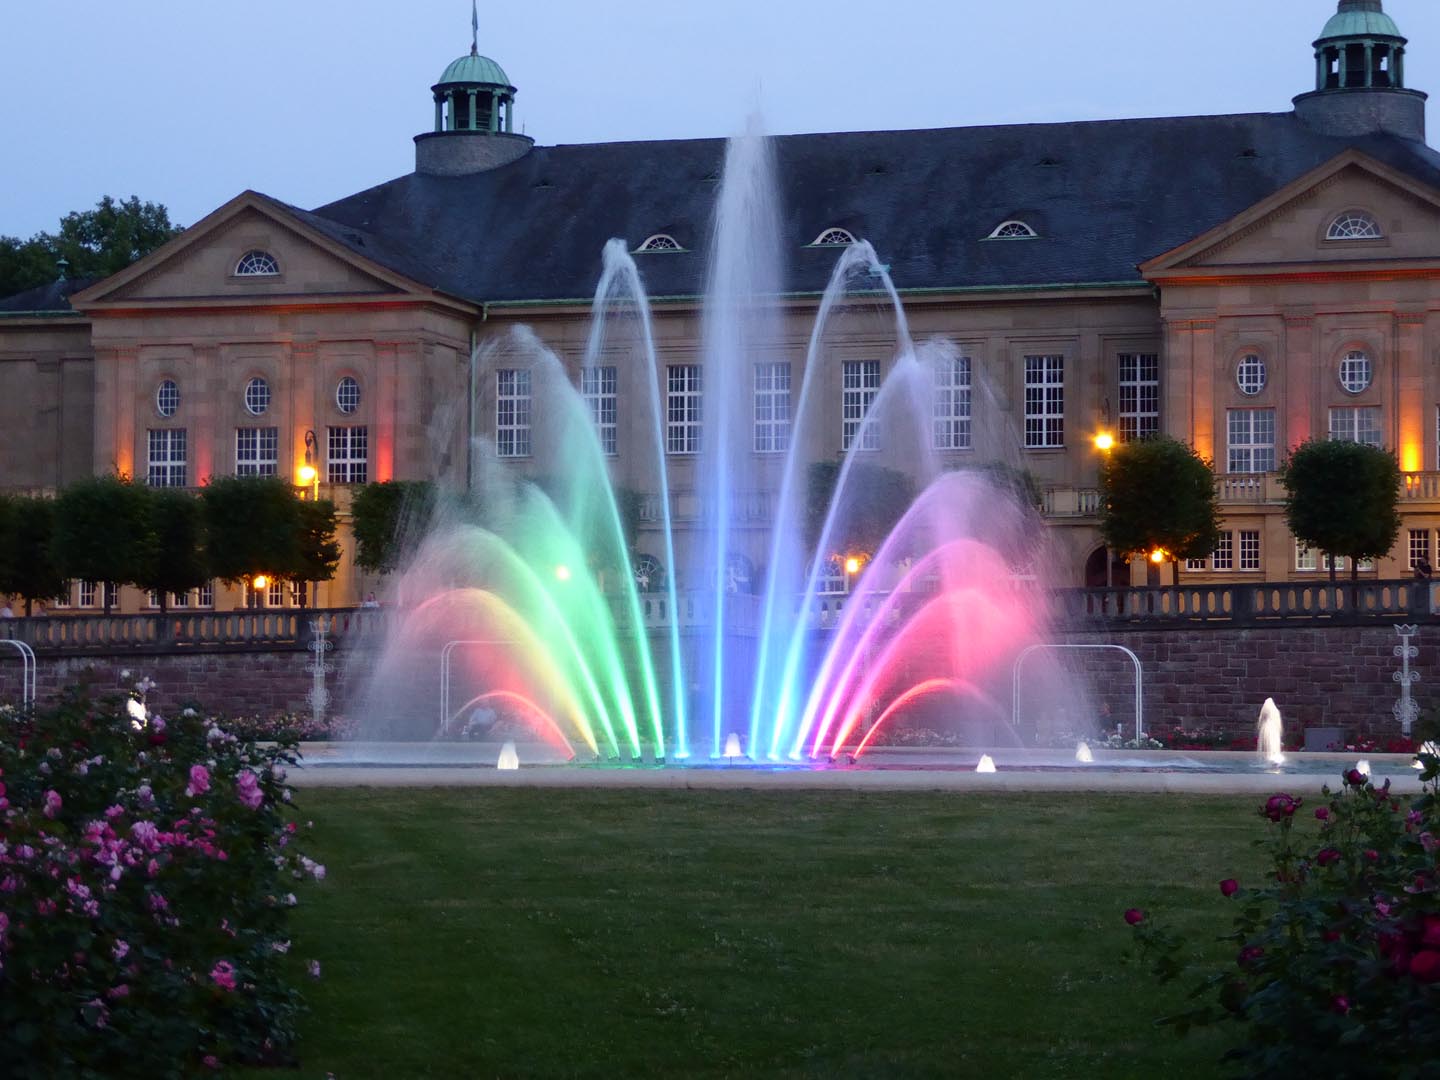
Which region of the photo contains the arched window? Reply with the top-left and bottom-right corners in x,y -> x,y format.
810,228 -> 857,247
634,234 -> 684,253
156,379 -> 180,417
244,377 -> 271,416
633,553 -> 665,593
1236,354 -> 1267,396
234,250 -> 281,276
1339,350 -> 1373,394
1326,211 -> 1383,241
336,376 -> 361,414
987,220 -> 1038,239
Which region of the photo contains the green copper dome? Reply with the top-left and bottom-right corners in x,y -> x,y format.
1318,2 -> 1403,42
437,51 -> 512,87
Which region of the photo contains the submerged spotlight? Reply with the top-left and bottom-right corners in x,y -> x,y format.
554,564 -> 572,582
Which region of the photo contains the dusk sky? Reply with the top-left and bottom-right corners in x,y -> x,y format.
4,1 -> 1438,238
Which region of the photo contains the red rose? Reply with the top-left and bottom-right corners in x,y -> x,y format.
1123,908 -> 1145,926
1238,945 -> 1265,967
1422,915 -> 1440,948
1315,807 -> 1330,821
1345,769 -> 1366,786
1317,848 -> 1342,867
1363,849 -> 1379,863
1220,879 -> 1239,897
1264,794 -> 1302,821
1409,950 -> 1440,983
1331,995 -> 1351,1015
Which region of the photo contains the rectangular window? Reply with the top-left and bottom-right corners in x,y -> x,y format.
146,428 -> 187,487
842,360 -> 881,451
1185,556 -> 1208,572
104,583 -> 118,609
1239,530 -> 1261,572
79,581 -> 97,608
171,590 -> 190,609
496,369 -> 532,458
268,580 -> 286,608
1212,533 -> 1234,572
235,426 -> 279,477
1296,542 -> 1318,572
1024,355 -> 1064,448
198,582 -> 215,608
326,426 -> 368,484
581,366 -> 617,456
753,362 -> 792,454
1118,352 -> 1159,442
933,355 -> 973,451
666,364 -> 702,454
1329,406 -> 1382,447
51,583 -> 71,609
146,590 -> 162,608
1227,409 -> 1276,473
1410,529 -> 1432,570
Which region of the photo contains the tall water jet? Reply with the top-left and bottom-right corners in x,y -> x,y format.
975,755 -> 997,774
1257,698 -> 1286,766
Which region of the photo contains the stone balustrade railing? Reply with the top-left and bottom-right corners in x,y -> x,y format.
0,608 -> 381,654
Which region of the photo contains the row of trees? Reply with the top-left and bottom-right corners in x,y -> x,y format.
0,196 -> 182,299
1100,436 -> 1402,582
0,476 -> 339,615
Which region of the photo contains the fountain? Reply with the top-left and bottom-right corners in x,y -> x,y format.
497,741 -> 520,771
348,122 -> 1084,765
1257,698 -> 1286,767
1076,741 -> 1094,764
975,755 -> 998,774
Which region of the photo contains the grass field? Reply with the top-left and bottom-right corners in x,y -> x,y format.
243,789 -> 1273,1079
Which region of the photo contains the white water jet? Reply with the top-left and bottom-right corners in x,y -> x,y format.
1355,758 -> 1371,777
1416,741 -> 1439,769
497,741 -> 520,770
1076,741 -> 1094,764
723,733 -> 744,761
1257,698 -> 1286,766
976,754 -> 997,774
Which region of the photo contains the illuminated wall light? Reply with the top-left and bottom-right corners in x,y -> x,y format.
844,556 -> 862,576
1093,432 -> 1115,452
1149,549 -> 1167,565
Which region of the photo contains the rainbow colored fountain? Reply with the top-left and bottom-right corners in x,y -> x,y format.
351,125 -> 1083,765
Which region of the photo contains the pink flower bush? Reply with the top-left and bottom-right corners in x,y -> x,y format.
1219,878 -> 1239,897
209,960 -> 237,991
185,764 -> 211,797
235,769 -> 264,811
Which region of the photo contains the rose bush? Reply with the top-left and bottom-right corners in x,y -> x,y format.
0,682 -> 324,1078
1127,746 -> 1440,1076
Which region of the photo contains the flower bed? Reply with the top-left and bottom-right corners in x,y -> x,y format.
0,682 -> 323,1078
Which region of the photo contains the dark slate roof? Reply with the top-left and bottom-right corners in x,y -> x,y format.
0,277 -> 99,313
310,112 -> 1440,304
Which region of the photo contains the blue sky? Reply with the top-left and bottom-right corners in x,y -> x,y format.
3,0 -> 1436,236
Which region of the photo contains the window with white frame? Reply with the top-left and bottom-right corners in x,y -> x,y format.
1239,530 -> 1261,571
1296,542 -> 1318,572
235,426 -> 278,477
268,580 -> 286,607
147,428 -> 187,487
933,355 -> 972,451
1118,353 -> 1158,441
1329,406 -> 1382,447
1339,350 -> 1373,394
104,583 -> 118,609
146,590 -> 163,609
496,369 -> 532,458
78,581 -> 97,608
666,365 -> 702,454
634,234 -> 684,253
1409,529 -> 1432,569
1212,533 -> 1235,571
235,250 -> 280,276
1024,355 -> 1064,448
336,376 -> 361,415
171,590 -> 190,609
51,583 -> 71,609
198,582 -> 215,608
1227,409 -> 1276,473
1186,556 -> 1208,572
842,360 -> 881,451
581,366 -> 618,456
244,377 -> 270,416
753,362 -> 791,454
811,228 -> 857,246
156,379 -> 180,417
326,426 -> 368,483
816,557 -> 848,595
1236,354 -> 1267,396
1326,211 -> 1383,240
987,220 -> 1038,239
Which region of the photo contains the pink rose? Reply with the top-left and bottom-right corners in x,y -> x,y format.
1219,879 -> 1239,897
42,789 -> 62,819
1316,848 -> 1342,867
1331,995 -> 1351,1015
209,960 -> 237,991
1123,908 -> 1145,926
1410,950 -> 1440,983
235,771 -> 263,811
1263,794 -> 1301,822
1315,807 -> 1330,821
185,765 -> 210,797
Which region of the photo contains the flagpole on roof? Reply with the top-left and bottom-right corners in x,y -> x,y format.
471,0 -> 478,55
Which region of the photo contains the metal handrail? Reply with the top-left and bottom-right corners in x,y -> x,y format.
0,638 -> 37,709
1011,643 -> 1142,744
438,639 -> 517,734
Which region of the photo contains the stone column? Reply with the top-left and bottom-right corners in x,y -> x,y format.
102,346 -> 139,479
490,90 -> 499,132
434,94 -> 443,132
1161,317 -> 1191,445
1316,50 -> 1325,90
375,340 -> 400,483
290,340 -> 318,486
505,98 -> 513,133
1397,312 -> 1426,471
1364,44 -> 1375,87
191,345 -> 217,484
466,89 -> 477,130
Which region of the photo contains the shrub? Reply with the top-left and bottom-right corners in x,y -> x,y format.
1127,749 -> 1440,1075
0,681 -> 323,1078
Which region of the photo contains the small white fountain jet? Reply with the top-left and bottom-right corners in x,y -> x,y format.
1415,741 -> 1439,769
975,754 -> 997,773
722,733 -> 744,762
1355,759 -> 1371,778
1075,741 -> 1094,764
1257,698 -> 1286,767
497,741 -> 520,771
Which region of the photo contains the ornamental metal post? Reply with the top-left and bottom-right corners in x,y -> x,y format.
307,618 -> 334,731
1393,624 -> 1420,736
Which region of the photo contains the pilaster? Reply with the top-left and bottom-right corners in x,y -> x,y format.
1283,315 -> 1315,451
1396,312 -> 1426,471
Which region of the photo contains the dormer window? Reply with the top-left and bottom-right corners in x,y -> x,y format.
987,220 -> 1038,239
810,228 -> 857,247
635,234 -> 684,253
234,250 -> 280,276
1326,211 -> 1383,241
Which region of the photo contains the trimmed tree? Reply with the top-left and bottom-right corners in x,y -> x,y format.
805,460 -> 916,561
135,489 -> 209,613
200,477 -> 302,598
0,495 -> 68,615
1278,438 -> 1402,585
292,499 -> 342,607
52,475 -> 155,614
350,480 -> 435,574
1099,436 -> 1222,583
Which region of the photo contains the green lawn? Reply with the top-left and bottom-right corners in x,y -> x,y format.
249,789 -> 1271,1079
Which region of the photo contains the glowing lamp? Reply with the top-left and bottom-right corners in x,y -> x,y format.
844,556 -> 862,576
1402,445 -> 1421,474
554,564 -> 572,582
297,463 -> 317,486
1093,432 -> 1115,452
252,574 -> 269,590
1149,549 -> 1166,565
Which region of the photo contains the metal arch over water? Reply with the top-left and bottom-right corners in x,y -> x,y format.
0,638 -> 37,709
439,639 -> 518,735
1011,643 -> 1142,744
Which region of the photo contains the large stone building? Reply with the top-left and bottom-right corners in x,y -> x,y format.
3,0 -> 1440,610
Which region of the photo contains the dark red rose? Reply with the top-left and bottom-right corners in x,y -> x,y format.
1323,929 -> 1342,943
1317,848 -> 1342,867
1409,950 -> 1440,983
1422,915 -> 1440,948
1331,995 -> 1351,1015
1220,879 -> 1239,897
1123,908 -> 1145,926
1264,794 -> 1302,821
1363,849 -> 1379,863
1238,945 -> 1265,967
1315,807 -> 1330,821
1345,769 -> 1366,786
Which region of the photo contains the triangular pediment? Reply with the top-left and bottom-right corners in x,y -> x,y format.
1141,150 -> 1440,280
71,191 -> 443,308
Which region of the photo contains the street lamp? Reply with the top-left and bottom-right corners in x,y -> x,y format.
1093,431 -> 1115,452
251,574 -> 269,609
297,429 -> 318,498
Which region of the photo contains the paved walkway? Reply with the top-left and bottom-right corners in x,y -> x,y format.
293,743 -> 1428,795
